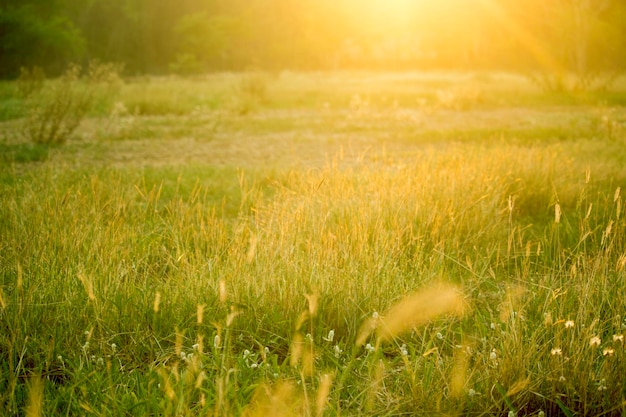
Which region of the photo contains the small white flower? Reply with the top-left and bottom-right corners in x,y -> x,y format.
559,375 -> 566,382
180,352 -> 187,360
111,343 -> 117,352
192,343 -> 199,351
323,330 -> 335,342
613,334 -> 624,343
305,333 -> 313,342
489,349 -> 497,361
213,334 -> 221,349
551,347 -> 562,356
468,388 -> 476,397
243,350 -> 251,359
590,336 -> 601,347
603,348 -> 615,356
372,312 -> 379,320
365,343 -> 375,353
96,357 -> 104,366
334,345 -> 343,358
436,332 -> 443,340
264,346 -> 270,355
490,323 -> 496,330
400,344 -> 408,356
250,363 -> 258,369
508,411 -> 517,417
564,320 -> 575,328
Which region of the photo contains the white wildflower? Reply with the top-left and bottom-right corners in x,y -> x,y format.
400,344 -> 408,356
590,336 -> 601,347
323,330 -> 335,342
334,345 -> 343,358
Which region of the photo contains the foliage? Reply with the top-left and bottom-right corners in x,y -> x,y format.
18,62 -> 122,145
0,4 -> 85,78
3,0 -> 626,82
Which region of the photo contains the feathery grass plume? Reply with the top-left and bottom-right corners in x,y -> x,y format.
376,283 -> 466,343
450,347 -> 470,398
302,340 -> 315,377
305,293 -> 319,318
153,291 -> 161,313
156,367 -> 176,401
25,375 -> 44,417
175,329 -> 184,357
290,332 -> 304,368
242,381 -> 302,417
356,313 -> 379,347
197,304 -> 205,324
554,203 -> 562,223
77,272 -> 96,301
219,280 -> 227,304
506,376 -> 531,397
365,359 -> 386,412
315,372 -> 335,417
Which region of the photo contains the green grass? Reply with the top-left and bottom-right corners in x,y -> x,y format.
1,71 -> 626,416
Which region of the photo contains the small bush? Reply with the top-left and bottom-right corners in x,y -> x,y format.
19,61 -> 122,145
229,72 -> 270,115
16,66 -> 45,99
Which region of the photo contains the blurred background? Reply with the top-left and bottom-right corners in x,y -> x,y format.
1,0 -> 625,81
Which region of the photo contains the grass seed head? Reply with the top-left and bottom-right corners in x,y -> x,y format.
315,372 -> 335,417
376,283 -> 466,343
153,291 -> 161,313
25,375 -> 44,417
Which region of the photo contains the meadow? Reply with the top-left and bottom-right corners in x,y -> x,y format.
1,71 -> 626,416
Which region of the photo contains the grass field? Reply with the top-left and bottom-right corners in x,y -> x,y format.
1,71 -> 626,416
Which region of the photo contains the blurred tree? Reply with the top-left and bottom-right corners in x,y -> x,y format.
1,0 -> 626,79
490,0 -> 625,91
0,3 -> 85,78
171,12 -> 237,73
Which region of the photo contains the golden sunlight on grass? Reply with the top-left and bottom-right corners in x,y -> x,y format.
376,283 -> 467,343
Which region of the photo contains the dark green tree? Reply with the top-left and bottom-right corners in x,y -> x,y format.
0,3 -> 85,78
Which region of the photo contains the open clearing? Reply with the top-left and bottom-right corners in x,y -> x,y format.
1,72 -> 626,416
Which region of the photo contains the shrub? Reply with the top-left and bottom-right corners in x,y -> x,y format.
229,72 -> 270,115
19,61 -> 122,145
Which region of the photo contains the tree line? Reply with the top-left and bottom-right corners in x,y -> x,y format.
1,0 -> 626,82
